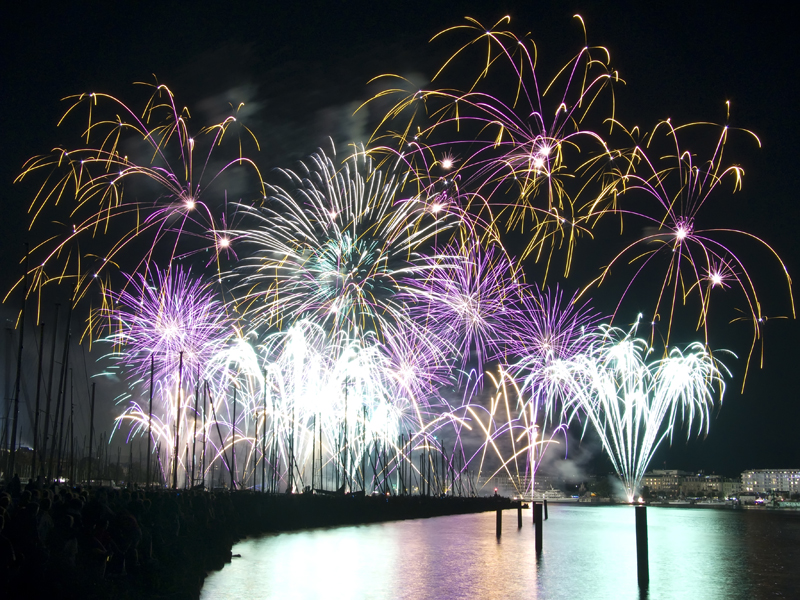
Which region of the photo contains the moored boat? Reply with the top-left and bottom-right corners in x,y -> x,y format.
532,487 -> 579,503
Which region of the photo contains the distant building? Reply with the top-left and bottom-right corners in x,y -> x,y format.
741,470 -> 800,495
722,479 -> 741,498
641,470 -> 690,496
682,473 -> 725,497
642,470 -> 739,498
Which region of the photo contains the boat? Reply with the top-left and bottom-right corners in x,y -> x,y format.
532,487 -> 579,503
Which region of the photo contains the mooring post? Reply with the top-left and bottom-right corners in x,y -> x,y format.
534,502 -> 543,553
517,504 -> 522,529
635,504 -> 649,588
532,500 -> 537,524
544,498 -> 548,520
496,508 -> 502,537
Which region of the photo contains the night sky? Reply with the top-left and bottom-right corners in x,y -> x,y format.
2,1 -> 798,478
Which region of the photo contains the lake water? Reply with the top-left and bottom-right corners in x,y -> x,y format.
200,505 -> 800,599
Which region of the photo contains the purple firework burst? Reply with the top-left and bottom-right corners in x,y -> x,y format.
407,240 -> 524,379
509,284 -> 603,416
102,265 -> 232,385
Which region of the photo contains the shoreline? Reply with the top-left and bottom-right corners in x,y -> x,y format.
63,492 -> 515,600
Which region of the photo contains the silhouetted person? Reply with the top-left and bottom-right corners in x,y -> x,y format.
0,512 -> 18,589
9,475 -> 21,499
48,514 -> 78,572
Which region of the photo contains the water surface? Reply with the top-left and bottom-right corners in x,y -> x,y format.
201,505 -> 800,599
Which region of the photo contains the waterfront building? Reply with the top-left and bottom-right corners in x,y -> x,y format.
641,470 -> 690,496
682,473 -> 725,496
642,470 -> 740,498
741,469 -> 800,495
722,479 -> 741,498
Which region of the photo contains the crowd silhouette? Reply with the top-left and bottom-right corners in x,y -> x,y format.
0,474 -> 239,599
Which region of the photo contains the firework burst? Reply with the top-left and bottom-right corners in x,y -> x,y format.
406,239 -> 523,378
547,320 -> 729,501
367,16 -> 619,276
101,265 -> 232,383
234,146 -> 465,343
13,82 -> 265,309
585,121 -> 794,380
11,15 -> 793,495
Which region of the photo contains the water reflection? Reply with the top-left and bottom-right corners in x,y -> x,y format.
201,506 -> 800,600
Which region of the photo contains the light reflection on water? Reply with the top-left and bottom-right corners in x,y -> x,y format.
200,505 -> 800,600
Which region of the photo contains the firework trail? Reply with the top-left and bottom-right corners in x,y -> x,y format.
245,321 -> 456,494
13,82 -> 265,309
502,285 -> 604,495
456,367 -> 568,498
584,120 -> 794,381
366,16 -> 619,276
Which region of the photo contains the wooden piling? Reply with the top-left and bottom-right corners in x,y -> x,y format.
534,502 -> 543,553
544,498 -> 549,520
496,508 -> 502,537
517,504 -> 522,529
635,504 -> 649,588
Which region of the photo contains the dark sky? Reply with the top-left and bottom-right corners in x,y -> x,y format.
2,0 -> 798,477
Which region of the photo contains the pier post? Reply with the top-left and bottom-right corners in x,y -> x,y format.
544,498 -> 548,520
635,504 -> 649,588
517,504 -> 522,529
534,502 -> 543,553
496,508 -> 502,537
532,500 -> 537,524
